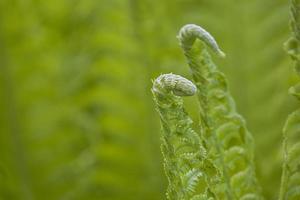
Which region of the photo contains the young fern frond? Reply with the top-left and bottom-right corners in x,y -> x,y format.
279,1 -> 300,200
178,24 -> 226,58
178,24 -> 263,200
152,73 -> 219,200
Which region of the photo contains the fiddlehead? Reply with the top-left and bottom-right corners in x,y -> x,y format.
178,24 -> 226,58
279,1 -> 300,200
152,73 -> 197,97
152,73 -> 219,200
178,24 -> 263,200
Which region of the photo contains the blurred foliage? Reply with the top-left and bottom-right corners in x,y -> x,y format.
0,0 -> 298,200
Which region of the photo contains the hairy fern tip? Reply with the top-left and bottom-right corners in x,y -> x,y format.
178,24 -> 226,58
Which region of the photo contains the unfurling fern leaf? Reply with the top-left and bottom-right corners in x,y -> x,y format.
279,1 -> 300,200
152,73 -> 219,200
178,24 -> 263,200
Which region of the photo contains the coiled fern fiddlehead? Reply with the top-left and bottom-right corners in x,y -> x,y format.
178,24 -> 263,200
152,73 -> 220,200
279,1 -> 300,199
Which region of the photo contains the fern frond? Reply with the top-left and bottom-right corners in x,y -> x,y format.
152,73 -> 219,200
280,1 -> 300,200
178,24 -> 226,58
178,24 -> 263,200
280,110 -> 300,200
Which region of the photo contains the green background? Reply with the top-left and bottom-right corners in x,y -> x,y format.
0,0 -> 297,199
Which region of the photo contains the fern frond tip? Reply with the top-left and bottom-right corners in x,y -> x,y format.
178,24 -> 226,58
153,73 -> 197,97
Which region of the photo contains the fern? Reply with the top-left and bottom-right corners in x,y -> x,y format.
178,24 -> 263,200
279,1 -> 300,200
1,0 -> 300,199
152,73 -> 219,199
152,23 -> 266,200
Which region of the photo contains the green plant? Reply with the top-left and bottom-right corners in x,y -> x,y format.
152,1 -> 300,199
0,0 -> 298,199
153,24 -> 262,200
152,73 -> 219,199
279,1 -> 300,200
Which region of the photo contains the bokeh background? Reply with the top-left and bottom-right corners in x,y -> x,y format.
0,0 -> 298,199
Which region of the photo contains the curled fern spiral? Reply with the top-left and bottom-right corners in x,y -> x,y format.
178,24 -> 226,58
152,73 -> 197,97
